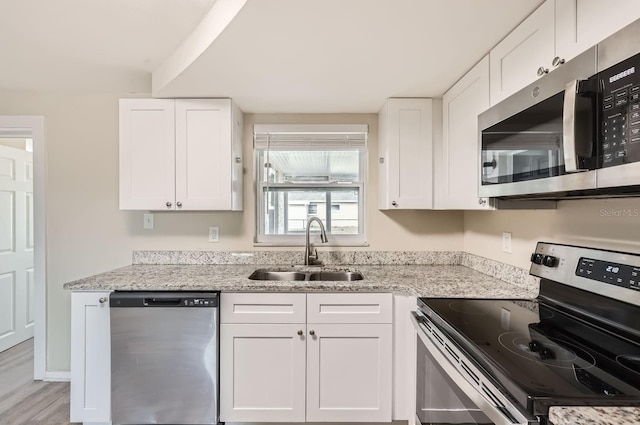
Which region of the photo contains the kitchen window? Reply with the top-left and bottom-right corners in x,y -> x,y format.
254,124 -> 368,246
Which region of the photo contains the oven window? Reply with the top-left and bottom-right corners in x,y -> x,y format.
481,92 -> 565,185
416,336 -> 492,425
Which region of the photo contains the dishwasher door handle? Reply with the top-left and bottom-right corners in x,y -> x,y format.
144,297 -> 182,306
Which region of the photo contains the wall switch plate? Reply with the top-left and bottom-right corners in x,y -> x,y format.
502,232 -> 512,253
501,307 -> 511,331
143,213 -> 154,230
209,226 -> 219,243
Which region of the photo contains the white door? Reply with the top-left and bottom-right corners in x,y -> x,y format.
306,323 -> 392,422
220,323 -> 306,422
0,142 -> 34,352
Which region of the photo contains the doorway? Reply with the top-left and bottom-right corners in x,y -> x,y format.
0,116 -> 45,380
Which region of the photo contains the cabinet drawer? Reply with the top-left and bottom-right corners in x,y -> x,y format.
221,293 -> 306,324
307,293 -> 392,324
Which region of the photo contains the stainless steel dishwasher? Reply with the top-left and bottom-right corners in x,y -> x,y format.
110,291 -> 219,425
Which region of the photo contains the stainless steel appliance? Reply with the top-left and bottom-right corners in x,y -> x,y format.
412,242 -> 640,425
479,18 -> 640,199
110,292 -> 219,425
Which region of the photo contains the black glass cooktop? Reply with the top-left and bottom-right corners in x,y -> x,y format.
418,296 -> 640,414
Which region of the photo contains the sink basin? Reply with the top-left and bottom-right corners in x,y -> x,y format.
248,269 -> 364,281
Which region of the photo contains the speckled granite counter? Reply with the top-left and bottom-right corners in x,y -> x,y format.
64,250 -> 539,298
63,263 -> 538,298
549,406 -> 640,425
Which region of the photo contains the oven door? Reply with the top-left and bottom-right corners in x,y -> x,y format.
411,312 -> 537,425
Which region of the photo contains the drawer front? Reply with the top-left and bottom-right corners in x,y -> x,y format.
221,293 -> 306,324
307,293 -> 392,324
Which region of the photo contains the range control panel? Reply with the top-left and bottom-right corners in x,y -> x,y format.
600,51 -> 640,167
576,258 -> 640,291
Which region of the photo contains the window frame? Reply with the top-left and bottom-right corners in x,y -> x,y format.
254,143 -> 368,247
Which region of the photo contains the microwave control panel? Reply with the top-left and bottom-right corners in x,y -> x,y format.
600,52 -> 640,167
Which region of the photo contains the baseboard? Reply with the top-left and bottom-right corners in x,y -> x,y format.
44,370 -> 71,382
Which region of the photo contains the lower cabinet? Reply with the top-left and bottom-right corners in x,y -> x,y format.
220,293 -> 393,422
70,291 -> 111,424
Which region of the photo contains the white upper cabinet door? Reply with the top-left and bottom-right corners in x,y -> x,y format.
436,56 -> 492,210
490,0 -> 555,105
378,98 -> 441,210
119,99 -> 176,210
306,323 -> 392,422
175,99 -> 233,210
556,0 -> 640,64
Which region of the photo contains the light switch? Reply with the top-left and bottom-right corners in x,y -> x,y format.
209,226 -> 219,243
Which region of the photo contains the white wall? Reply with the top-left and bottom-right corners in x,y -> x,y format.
0,93 -> 463,371
464,198 -> 640,269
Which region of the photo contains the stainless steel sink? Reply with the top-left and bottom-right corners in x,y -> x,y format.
248,269 -> 363,281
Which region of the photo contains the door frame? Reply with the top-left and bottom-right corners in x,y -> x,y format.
0,116 -> 46,380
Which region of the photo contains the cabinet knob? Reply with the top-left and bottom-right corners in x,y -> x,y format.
309,330 -> 315,336
537,66 -> 549,77
297,330 -> 303,336
391,201 -> 398,207
166,201 -> 172,208
99,297 -> 108,304
235,157 -> 242,164
176,202 -> 182,208
378,157 -> 384,164
478,198 -> 487,206
552,56 -> 565,67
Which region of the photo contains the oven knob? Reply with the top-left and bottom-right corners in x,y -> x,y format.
530,253 -> 544,265
543,255 -> 558,267
539,347 -> 555,360
528,340 -> 542,352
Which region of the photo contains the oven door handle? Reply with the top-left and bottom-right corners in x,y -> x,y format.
563,79 -> 591,173
411,312 -> 537,425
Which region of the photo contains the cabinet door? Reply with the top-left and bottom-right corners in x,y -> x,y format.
378,98 -> 438,209
436,56 -> 492,210
489,0 -> 555,105
175,99 -> 233,210
119,99 -> 176,210
306,323 -> 392,422
70,291 -> 111,423
556,0 -> 640,64
220,323 -> 306,422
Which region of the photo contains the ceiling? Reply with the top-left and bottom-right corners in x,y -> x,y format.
0,0 -> 544,112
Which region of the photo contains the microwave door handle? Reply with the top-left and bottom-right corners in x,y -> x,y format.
563,79 -> 588,172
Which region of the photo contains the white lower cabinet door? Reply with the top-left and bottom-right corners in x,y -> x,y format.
220,323 -> 306,422
306,323 -> 392,422
70,291 -> 111,424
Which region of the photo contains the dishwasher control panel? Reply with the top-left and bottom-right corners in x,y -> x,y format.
110,291 -> 219,308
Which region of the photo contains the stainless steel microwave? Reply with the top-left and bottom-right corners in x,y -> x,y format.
479,18 -> 640,200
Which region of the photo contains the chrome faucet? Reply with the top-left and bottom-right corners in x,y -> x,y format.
304,217 -> 328,265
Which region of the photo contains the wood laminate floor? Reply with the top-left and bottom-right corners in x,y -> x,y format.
0,339 -> 76,425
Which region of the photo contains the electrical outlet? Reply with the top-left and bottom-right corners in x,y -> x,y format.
143,213 -> 154,230
502,232 -> 512,253
208,226 -> 219,243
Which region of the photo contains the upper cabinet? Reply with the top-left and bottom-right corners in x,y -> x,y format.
435,56 -> 492,210
119,98 -> 243,211
556,0 -> 640,63
378,98 -> 442,210
491,0 -> 640,106
489,0 -> 555,105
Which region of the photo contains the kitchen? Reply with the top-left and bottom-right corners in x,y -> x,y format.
3,0 -> 640,424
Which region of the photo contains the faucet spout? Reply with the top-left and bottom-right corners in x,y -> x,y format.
304,216 -> 329,266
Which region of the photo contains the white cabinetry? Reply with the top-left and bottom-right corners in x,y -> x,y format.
489,0 -> 555,105
220,293 -> 392,423
378,98 -> 442,209
556,0 -> 640,63
119,98 -> 243,211
491,0 -> 640,106
435,56 -> 492,210
70,291 -> 111,424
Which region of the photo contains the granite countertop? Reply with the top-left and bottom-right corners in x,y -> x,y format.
63,263 -> 538,298
549,406 -> 640,425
